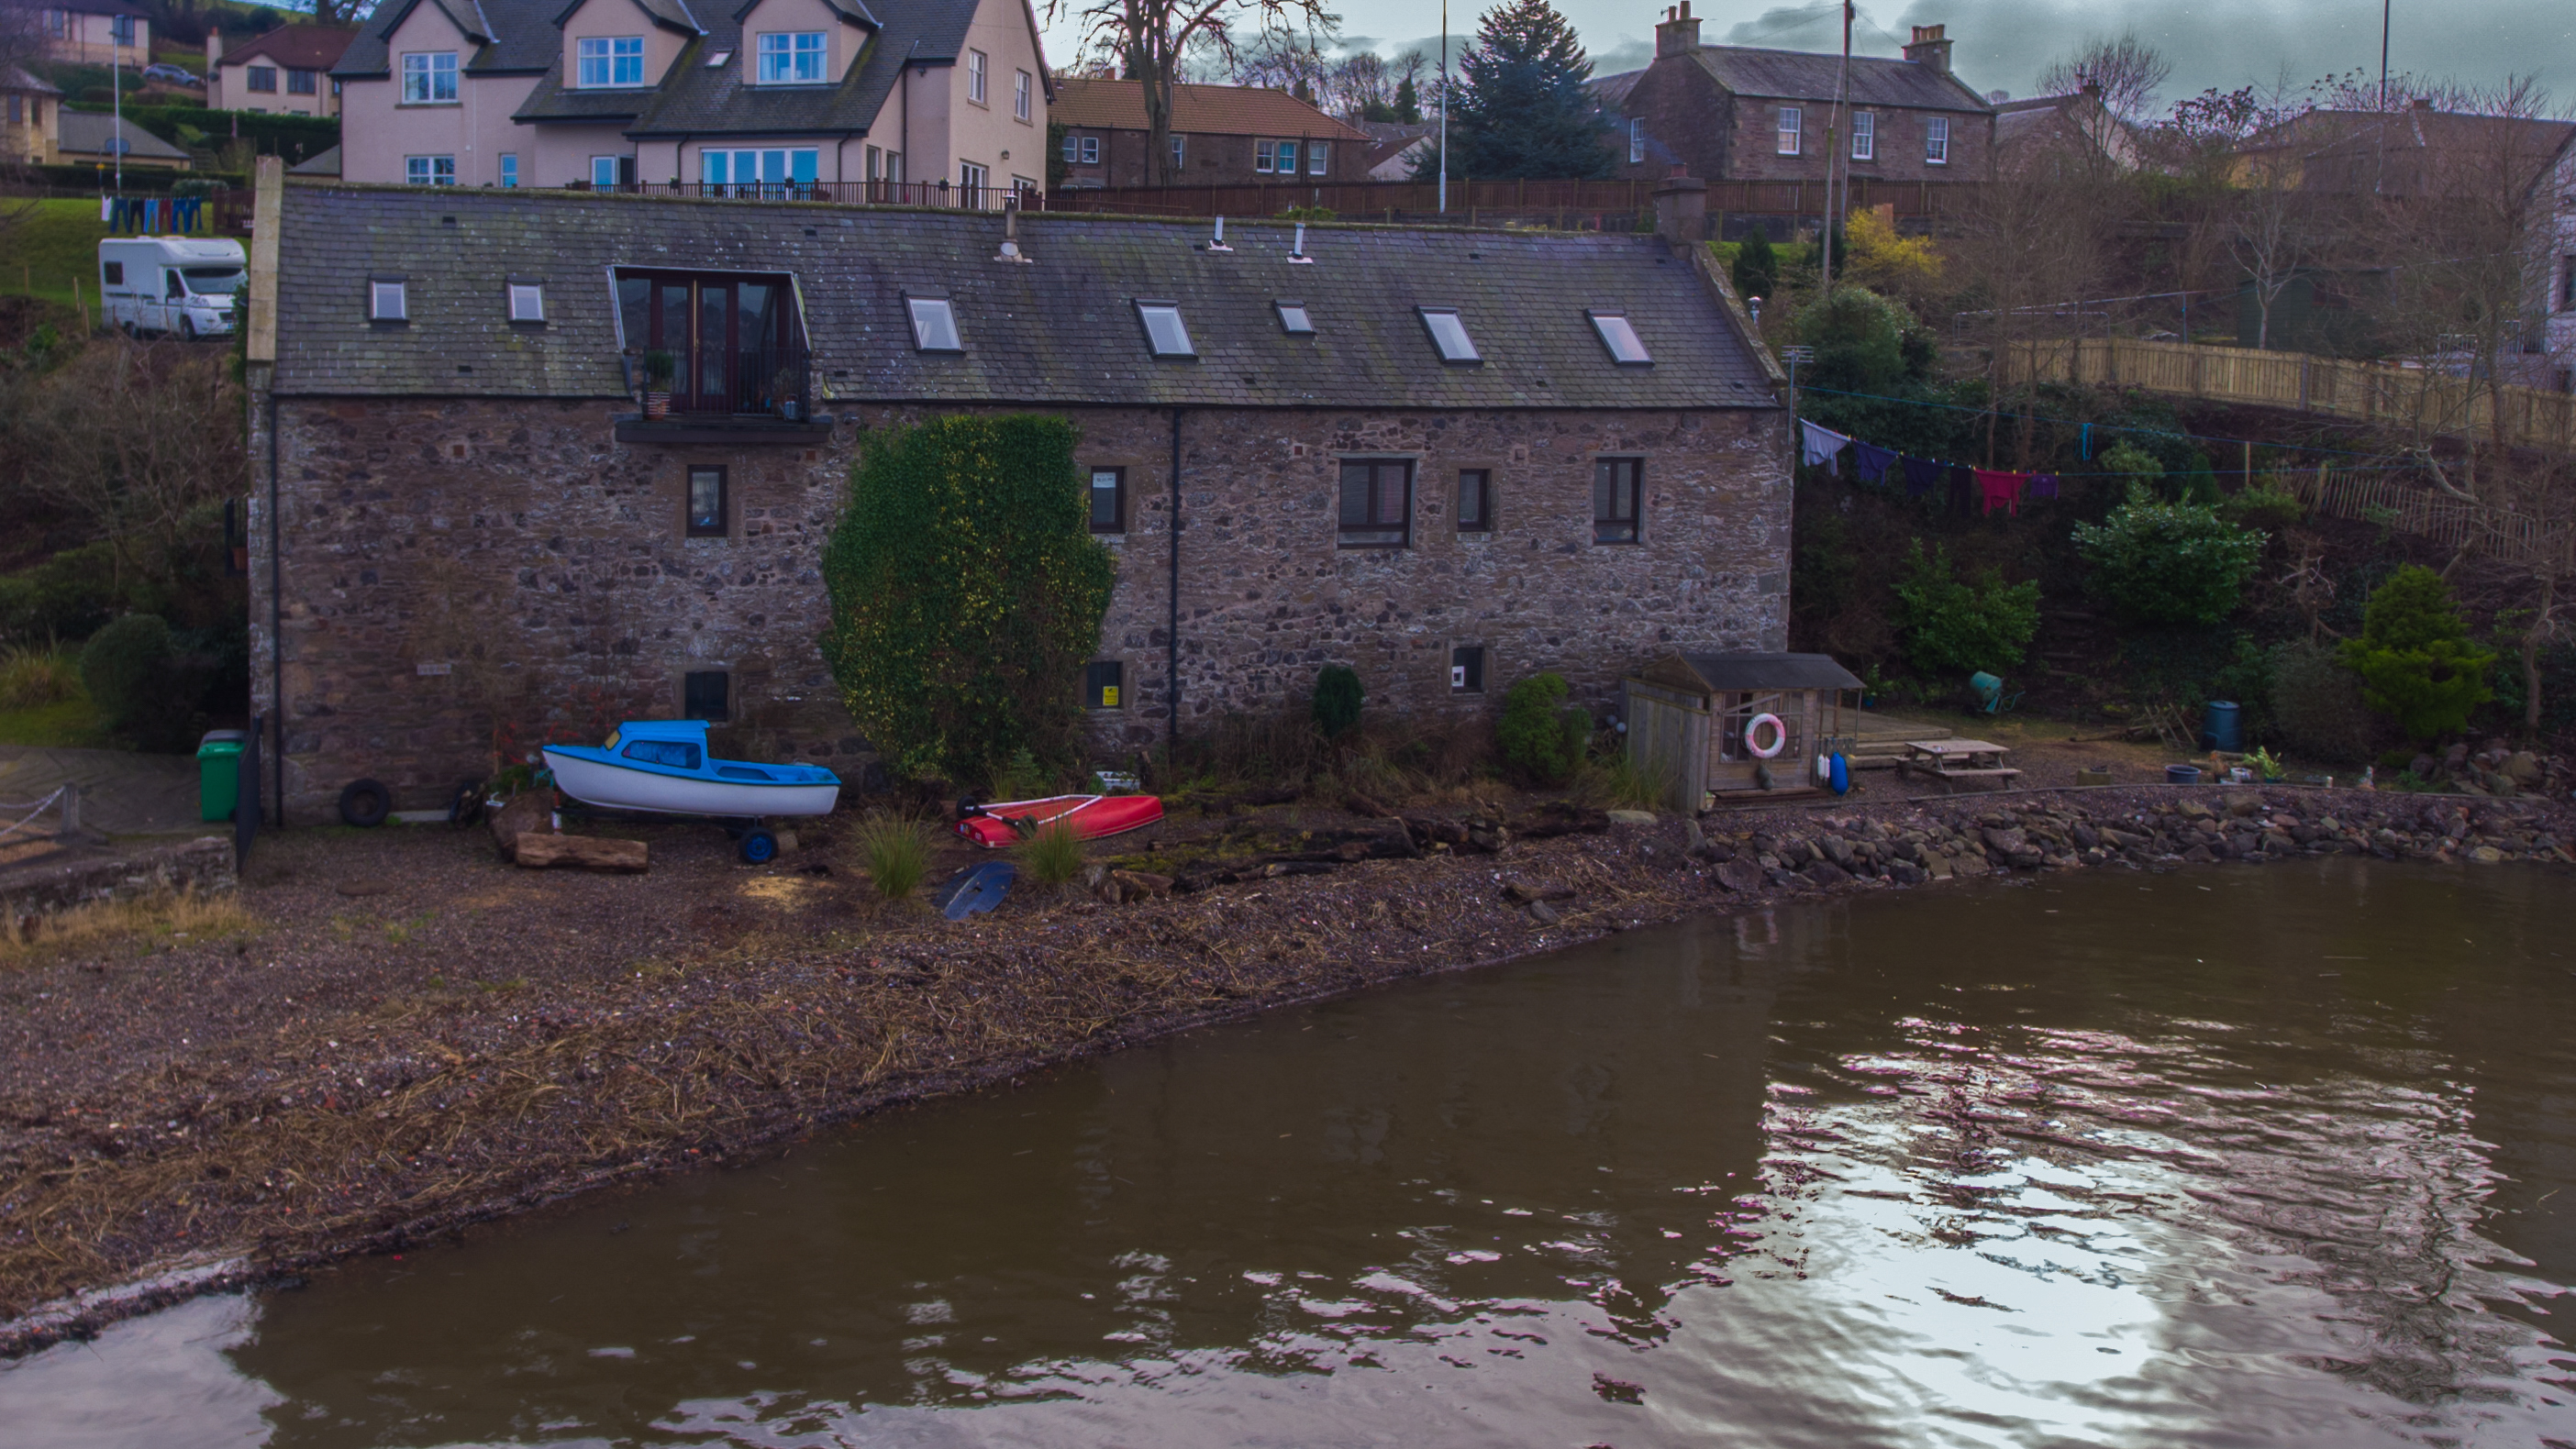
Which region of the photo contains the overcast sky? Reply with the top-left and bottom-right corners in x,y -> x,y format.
1035,0 -> 2568,113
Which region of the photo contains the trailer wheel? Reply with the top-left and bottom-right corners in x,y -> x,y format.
338,779 -> 392,828
738,827 -> 778,865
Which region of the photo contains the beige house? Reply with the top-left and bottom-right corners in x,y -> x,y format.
0,66 -> 61,164
37,0 -> 149,65
206,25 -> 354,117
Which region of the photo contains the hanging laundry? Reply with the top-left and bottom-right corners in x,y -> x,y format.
1850,440 -> 1900,487
1799,420 -> 1850,476
99,194 -> 112,223
2080,423 -> 2093,460
2026,474 -> 2060,500
1974,469 -> 2027,516
1901,456 -> 1944,498
1948,465 -> 1976,517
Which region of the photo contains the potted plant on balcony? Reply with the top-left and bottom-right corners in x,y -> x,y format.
641,350 -> 674,419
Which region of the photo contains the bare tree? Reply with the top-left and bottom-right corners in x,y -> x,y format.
2036,31 -> 2168,120
8,340 -> 249,586
1947,163 -> 2118,467
1052,0 -> 1341,185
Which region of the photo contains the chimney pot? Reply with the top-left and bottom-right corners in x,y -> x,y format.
1654,2 -> 1701,58
1903,23 -> 1953,74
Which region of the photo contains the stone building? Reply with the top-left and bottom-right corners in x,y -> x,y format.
1594,6 -> 1993,190
1050,79 -> 1375,188
241,167 -> 1788,819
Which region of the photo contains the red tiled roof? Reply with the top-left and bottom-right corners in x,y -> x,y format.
1052,79 -> 1370,141
221,25 -> 358,72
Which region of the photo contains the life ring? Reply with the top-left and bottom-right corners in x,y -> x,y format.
1744,713 -> 1788,759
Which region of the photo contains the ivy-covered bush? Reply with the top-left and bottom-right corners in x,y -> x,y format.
820,415 -> 1116,790
2072,495 -> 2265,626
1497,671 -> 1589,783
2337,565 -> 2493,741
1890,543 -> 2041,677
1312,664 -> 1364,739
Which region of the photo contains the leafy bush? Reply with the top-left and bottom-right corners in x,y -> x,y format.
2222,481 -> 2307,530
2337,566 -> 2493,741
1017,817 -> 1085,886
0,644 -> 81,710
1312,665 -> 1364,739
2269,640 -> 2382,764
1793,286 -> 1930,393
2072,498 -> 2265,626
820,415 -> 1116,791
1889,543 -> 2041,677
2098,442 -> 2164,489
0,542 -> 119,646
852,813 -> 937,902
1729,229 -> 1778,302
78,614 -> 200,750
1497,672 -> 1589,783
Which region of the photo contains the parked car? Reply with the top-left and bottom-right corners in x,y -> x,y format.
98,237 -> 245,339
141,63 -> 200,84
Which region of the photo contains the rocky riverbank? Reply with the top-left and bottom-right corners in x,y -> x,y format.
2,782 -> 2568,1355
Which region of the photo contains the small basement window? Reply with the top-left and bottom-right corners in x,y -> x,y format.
683,670 -> 731,721
1588,310 -> 1650,365
370,279 -> 407,321
686,465 -> 727,536
1451,645 -> 1485,692
1089,466 -> 1125,534
1275,300 -> 1314,335
906,296 -> 961,352
1085,659 -> 1124,709
507,282 -> 544,322
1418,306 -> 1479,364
1135,301 -> 1194,359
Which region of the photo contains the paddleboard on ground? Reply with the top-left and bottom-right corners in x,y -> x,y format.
933,860 -> 1017,920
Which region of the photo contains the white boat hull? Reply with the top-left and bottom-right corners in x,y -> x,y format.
543,748 -> 839,818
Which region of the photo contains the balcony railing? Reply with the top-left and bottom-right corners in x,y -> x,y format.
641,347 -> 812,423
584,180 -> 1035,210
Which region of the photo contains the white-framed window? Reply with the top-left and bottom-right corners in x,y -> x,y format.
906,296 -> 961,351
1013,68 -> 1031,121
369,279 -> 406,320
966,49 -> 986,105
1776,105 -> 1801,155
1587,309 -> 1651,365
1063,133 -> 1099,165
1926,116 -> 1949,164
1258,139 -> 1300,174
754,31 -> 825,83
1628,116 -> 1644,164
405,154 -> 455,184
1171,133 -> 1185,169
401,51 -> 459,103
960,160 -> 988,202
1308,141 -> 1327,174
591,155 -> 632,188
1850,110 -> 1874,160
577,36 -> 645,87
498,152 -> 517,187
507,282 -> 544,322
701,148 -> 818,187
1135,300 -> 1193,358
1417,305 -> 1479,363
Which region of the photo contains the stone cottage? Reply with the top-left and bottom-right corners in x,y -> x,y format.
240,163 -> 1789,819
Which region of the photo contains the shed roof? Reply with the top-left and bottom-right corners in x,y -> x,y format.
0,65 -> 62,96
1052,79 -> 1370,141
58,111 -> 191,160
1639,651 -> 1863,694
269,185 -> 1782,410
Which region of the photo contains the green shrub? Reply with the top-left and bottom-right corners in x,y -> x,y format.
2072,498 -> 2265,626
1729,229 -> 1778,302
0,543 -> 120,646
78,614 -> 199,750
2097,442 -> 2163,490
2269,639 -> 2382,763
1793,286 -> 1926,393
1017,817 -> 1085,886
2222,481 -> 2306,530
2337,566 -> 2493,741
0,644 -> 81,710
1497,672 -> 1589,783
1312,665 -> 1364,739
1889,543 -> 2041,677
852,813 -> 937,901
820,415 -> 1117,791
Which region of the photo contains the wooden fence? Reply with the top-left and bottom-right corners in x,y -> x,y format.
1995,337 -> 2576,454
1038,174 -> 1979,227
2282,465 -> 2573,569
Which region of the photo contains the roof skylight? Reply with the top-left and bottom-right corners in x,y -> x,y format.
1136,300 -> 1194,359
906,296 -> 961,352
1418,306 -> 1479,364
1275,300 -> 1314,335
1588,310 -> 1650,365
507,282 -> 544,322
706,49 -> 732,66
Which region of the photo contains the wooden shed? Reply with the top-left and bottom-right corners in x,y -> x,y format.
1622,652 -> 1864,813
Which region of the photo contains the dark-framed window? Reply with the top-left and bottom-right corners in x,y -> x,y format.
614,270 -> 803,415
1456,469 -> 1493,532
1593,458 -> 1643,544
683,670 -> 730,721
686,465 -> 727,536
1088,466 -> 1126,533
1450,645 -> 1485,692
1338,459 -> 1413,548
1085,659 -> 1124,709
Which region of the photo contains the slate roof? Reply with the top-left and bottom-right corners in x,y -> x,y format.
58,111 -> 190,160
338,0 -> 568,78
219,24 -> 359,72
1598,46 -> 1989,116
1651,652 -> 1863,694
269,184 -> 1780,411
1,65 -> 62,96
1052,79 -> 1370,141
290,143 -> 342,174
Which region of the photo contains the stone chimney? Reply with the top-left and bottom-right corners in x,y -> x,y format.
1655,0 -> 1701,60
1904,24 -> 1953,74
1652,163 -> 1706,246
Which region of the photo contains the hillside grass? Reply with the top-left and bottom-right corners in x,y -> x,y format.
0,199 -> 113,309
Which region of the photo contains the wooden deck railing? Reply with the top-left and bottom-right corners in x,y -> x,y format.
1994,337 -> 2576,454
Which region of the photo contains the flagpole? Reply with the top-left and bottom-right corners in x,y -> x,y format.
1437,0 -> 1449,214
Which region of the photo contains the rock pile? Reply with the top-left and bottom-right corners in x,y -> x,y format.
2404,740 -> 2573,799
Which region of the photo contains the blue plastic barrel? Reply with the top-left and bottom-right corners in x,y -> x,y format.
1829,753 -> 1850,795
2202,700 -> 2243,754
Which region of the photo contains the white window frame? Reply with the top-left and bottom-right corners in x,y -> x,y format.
369,279 -> 407,320
700,147 -> 819,189
1080,134 -> 1100,165
906,296 -> 962,351
1135,300 -> 1194,359
507,282 -> 544,322
1776,105 -> 1801,156
1850,110 -> 1874,161
754,31 -> 825,83
591,154 -> 630,188
1255,139 -> 1273,173
405,154 -> 455,184
498,153 -> 517,187
960,160 -> 988,201
1013,68 -> 1031,122
1628,116 -> 1644,164
577,35 -> 645,87
1587,309 -> 1651,365
1926,115 -> 1949,165
966,49 -> 986,105
1308,140 -> 1327,174
401,51 -> 459,103
1417,306 -> 1480,364
1171,132 -> 1185,169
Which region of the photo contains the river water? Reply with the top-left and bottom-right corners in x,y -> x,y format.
11,858 -> 2576,1447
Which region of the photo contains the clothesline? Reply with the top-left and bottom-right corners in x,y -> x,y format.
101,194 -> 214,235
1800,420 -> 2056,515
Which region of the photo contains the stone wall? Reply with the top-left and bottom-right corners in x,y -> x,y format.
0,836 -> 239,921
249,387 -> 1788,818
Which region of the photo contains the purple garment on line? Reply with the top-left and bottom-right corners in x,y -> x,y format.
1902,456 -> 1944,497
1851,441 -> 1900,486
2026,474 -> 2060,499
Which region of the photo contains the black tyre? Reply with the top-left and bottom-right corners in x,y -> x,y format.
338,779 -> 392,828
738,827 -> 778,865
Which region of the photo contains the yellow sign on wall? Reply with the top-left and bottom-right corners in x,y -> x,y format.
1101,685 -> 1119,707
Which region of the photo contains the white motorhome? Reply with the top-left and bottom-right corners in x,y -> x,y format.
98,237 -> 248,339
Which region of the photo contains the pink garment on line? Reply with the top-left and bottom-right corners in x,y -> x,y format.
1974,469 -> 2026,516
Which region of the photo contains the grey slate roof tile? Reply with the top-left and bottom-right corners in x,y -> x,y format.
272,185 -> 1780,413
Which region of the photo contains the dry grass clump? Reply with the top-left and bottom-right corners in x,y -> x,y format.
0,643 -> 82,710
852,813 -> 938,901
1,886 -> 254,965
1016,817 -> 1085,886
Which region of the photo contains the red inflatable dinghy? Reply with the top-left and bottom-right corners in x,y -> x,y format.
955,794 -> 1165,849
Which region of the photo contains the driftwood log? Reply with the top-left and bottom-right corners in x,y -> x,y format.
514,833 -> 649,873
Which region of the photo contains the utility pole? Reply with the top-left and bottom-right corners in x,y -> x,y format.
1438,0 -> 1449,215
2379,0 -> 2391,109
1820,0 -> 1850,293
111,20 -> 123,195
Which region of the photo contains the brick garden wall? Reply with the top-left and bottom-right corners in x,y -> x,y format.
248,391 -> 1788,819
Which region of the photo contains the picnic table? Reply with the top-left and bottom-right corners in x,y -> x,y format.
1900,738 -> 2022,786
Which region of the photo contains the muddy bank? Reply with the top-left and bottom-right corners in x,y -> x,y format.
2,783 -> 2569,1355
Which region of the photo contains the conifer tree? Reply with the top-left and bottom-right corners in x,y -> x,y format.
1393,72 -> 1420,123
1421,0 -> 1612,181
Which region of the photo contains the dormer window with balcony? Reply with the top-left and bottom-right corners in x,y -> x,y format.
754,31 -> 825,83
615,270 -> 814,430
577,36 -> 645,87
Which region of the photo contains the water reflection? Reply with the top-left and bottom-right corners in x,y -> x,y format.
8,858 -> 2575,1446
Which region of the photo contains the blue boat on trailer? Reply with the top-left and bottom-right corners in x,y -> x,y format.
541,720 -> 841,863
